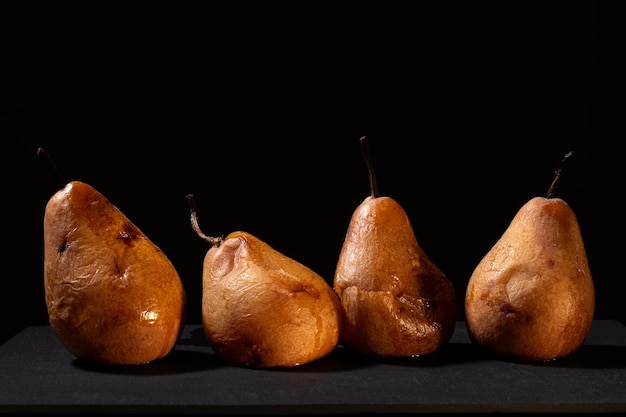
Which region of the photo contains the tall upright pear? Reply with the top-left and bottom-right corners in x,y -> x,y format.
333,136 -> 457,357
465,151 -> 595,362
41,148 -> 187,365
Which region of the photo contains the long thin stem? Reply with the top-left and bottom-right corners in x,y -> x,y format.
360,136 -> 380,198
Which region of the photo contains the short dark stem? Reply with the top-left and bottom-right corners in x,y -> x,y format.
37,147 -> 64,188
546,150 -> 575,198
360,136 -> 380,198
186,194 -> 223,247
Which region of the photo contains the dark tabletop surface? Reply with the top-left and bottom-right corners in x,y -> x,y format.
1,320 -> 625,414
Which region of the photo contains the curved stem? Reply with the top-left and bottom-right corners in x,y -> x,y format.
186,194 -> 223,247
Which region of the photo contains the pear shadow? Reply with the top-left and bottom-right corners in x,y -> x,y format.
281,346 -> 382,373
339,342 -> 492,369
159,326 -> 626,371
71,348 -> 224,375
278,341 -> 492,372
500,345 -> 626,369
320,342 -> 626,371
71,327 -> 224,375
174,326 -> 211,347
446,321 -> 626,369
316,324 -> 499,369
173,326 -> 390,373
199,345 -> 376,374
71,349 -> 224,375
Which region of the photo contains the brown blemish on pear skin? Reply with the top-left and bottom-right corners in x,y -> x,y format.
498,304 -> 531,323
117,223 -> 139,243
59,237 -> 68,255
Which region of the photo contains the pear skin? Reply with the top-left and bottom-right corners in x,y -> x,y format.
334,196 -> 457,357
333,137 -> 457,357
200,231 -> 341,368
464,195 -> 595,362
44,180 -> 187,365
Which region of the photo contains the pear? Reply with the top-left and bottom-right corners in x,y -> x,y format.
464,151 -> 595,362
187,194 -> 341,368
42,150 -> 186,365
333,136 -> 457,357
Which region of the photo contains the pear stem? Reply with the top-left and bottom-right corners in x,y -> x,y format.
37,147 -> 65,188
360,136 -> 380,198
186,194 -> 224,247
546,150 -> 575,199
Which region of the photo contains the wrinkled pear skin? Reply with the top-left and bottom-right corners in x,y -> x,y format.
333,196 -> 457,357
201,231 -> 342,368
43,181 -> 187,365
465,196 -> 595,362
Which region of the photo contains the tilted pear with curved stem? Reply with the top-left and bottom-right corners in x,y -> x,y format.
187,194 -> 341,368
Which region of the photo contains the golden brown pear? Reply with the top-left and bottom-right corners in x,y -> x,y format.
465,151 -> 595,362
43,180 -> 187,365
188,195 -> 341,368
333,137 -> 457,357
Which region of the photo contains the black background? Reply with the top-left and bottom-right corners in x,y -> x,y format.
2,2 -> 623,345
